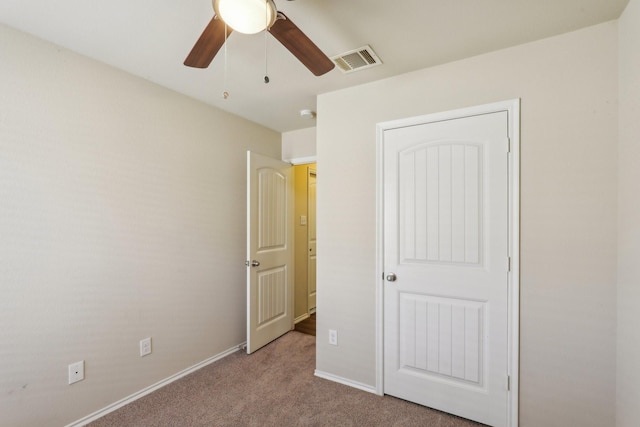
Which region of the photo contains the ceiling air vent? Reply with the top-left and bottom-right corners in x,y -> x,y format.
332,45 -> 382,73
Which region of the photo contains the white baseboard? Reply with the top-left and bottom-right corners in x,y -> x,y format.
294,313 -> 310,324
314,370 -> 379,395
66,342 -> 246,427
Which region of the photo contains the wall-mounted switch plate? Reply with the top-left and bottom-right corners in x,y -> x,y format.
140,337 -> 152,357
68,360 -> 84,384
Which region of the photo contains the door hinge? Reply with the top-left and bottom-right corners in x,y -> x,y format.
507,256 -> 511,272
506,137 -> 511,153
505,374 -> 511,391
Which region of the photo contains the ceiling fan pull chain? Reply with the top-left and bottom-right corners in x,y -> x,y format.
264,0 -> 270,84
223,22 -> 229,99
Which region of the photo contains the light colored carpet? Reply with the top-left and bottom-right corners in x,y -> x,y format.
88,331 -> 482,426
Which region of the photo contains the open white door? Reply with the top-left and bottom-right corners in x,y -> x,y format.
382,108 -> 516,426
246,151 -> 294,354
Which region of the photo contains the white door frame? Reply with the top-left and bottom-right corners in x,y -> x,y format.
375,99 -> 520,426
307,167 -> 317,314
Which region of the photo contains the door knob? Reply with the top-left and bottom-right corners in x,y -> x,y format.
386,273 -> 397,282
245,260 -> 260,267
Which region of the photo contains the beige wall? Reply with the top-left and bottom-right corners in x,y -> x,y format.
316,22 -> 618,427
282,127 -> 316,162
617,0 -> 640,425
0,24 -> 280,426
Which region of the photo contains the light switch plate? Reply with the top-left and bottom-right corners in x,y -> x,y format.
140,337 -> 152,357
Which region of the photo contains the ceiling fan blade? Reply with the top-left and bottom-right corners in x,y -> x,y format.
184,16 -> 231,68
269,12 -> 335,76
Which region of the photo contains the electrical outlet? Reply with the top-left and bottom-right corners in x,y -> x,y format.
329,329 -> 338,346
68,360 -> 84,385
140,337 -> 152,357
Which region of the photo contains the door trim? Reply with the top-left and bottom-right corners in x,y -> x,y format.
375,99 -> 520,426
307,167 -> 317,314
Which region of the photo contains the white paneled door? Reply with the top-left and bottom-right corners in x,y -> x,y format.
383,111 -> 511,426
246,152 -> 293,354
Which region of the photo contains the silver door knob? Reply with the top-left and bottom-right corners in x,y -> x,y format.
245,260 -> 260,267
386,273 -> 397,282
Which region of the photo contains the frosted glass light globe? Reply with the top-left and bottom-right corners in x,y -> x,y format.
214,0 -> 276,34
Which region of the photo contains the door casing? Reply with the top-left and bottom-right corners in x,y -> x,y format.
307,168 -> 317,313
375,99 -> 520,426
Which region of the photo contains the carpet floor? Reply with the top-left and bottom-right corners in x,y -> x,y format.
88,331 -> 482,426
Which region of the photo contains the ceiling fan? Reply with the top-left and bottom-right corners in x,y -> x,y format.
184,0 -> 335,76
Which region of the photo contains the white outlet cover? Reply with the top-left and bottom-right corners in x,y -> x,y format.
68,360 -> 84,384
329,329 -> 338,346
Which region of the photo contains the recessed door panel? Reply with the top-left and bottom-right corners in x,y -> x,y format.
398,293 -> 484,385
399,143 -> 482,266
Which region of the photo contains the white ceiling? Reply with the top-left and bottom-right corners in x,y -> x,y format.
0,0 -> 629,132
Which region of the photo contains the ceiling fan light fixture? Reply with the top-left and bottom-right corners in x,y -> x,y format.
213,0 -> 276,34
185,1 -> 334,75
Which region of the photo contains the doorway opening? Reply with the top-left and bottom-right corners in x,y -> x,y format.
293,163 -> 317,336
